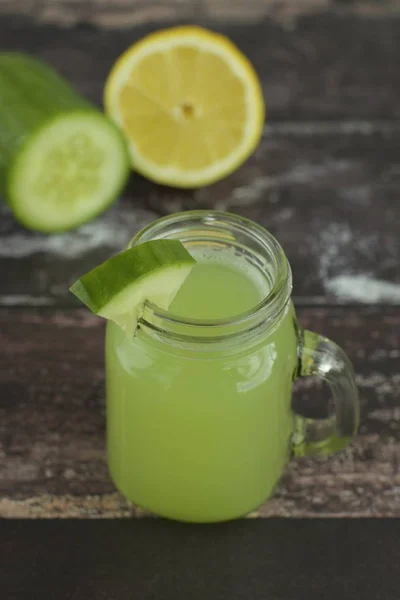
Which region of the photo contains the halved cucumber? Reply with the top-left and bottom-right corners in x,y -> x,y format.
70,239 -> 196,334
0,53 -> 130,232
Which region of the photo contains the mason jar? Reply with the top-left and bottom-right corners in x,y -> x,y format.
105,211 -> 359,522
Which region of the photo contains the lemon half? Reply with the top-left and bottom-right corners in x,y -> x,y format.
104,26 -> 265,188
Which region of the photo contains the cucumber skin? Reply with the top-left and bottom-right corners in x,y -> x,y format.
0,53 -> 91,195
69,240 -> 196,313
0,53 -> 130,230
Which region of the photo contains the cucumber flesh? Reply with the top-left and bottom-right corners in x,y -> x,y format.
0,53 -> 130,232
9,111 -> 129,232
70,239 -> 196,334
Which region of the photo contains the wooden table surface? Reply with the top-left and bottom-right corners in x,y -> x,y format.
1,0 -> 400,519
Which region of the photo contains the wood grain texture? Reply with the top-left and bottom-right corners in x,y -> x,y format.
0,307 -> 399,517
1,1 -> 400,28
1,124 -> 399,306
0,6 -> 399,523
1,12 -> 400,306
1,13 -> 400,120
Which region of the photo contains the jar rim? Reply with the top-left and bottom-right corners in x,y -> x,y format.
130,210 -> 292,343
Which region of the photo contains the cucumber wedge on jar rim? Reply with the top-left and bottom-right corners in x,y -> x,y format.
70,239 -> 196,335
0,53 -> 130,233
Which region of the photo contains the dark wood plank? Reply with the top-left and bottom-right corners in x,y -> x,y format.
1,306 -> 399,517
1,0 -> 400,27
1,124 -> 399,306
139,123 -> 400,305
0,12 -> 399,120
0,203 -> 159,308
2,520 -> 400,600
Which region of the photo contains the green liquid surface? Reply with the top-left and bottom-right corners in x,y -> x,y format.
170,261 -> 263,319
106,249 -> 298,522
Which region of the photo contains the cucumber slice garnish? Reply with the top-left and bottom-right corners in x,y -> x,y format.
69,239 -> 196,334
8,110 -> 129,233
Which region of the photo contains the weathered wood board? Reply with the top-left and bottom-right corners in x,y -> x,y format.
1,11 -> 400,120
0,3 -> 399,521
1,307 -> 399,517
1,124 -> 399,306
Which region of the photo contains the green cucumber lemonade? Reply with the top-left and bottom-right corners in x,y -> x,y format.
105,213 -> 298,522
71,211 -> 359,523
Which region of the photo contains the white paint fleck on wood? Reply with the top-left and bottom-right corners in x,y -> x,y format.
216,159 -> 353,210
263,121 -> 400,137
0,295 -> 55,306
0,207 -> 156,259
1,0 -> 399,28
0,0 -> 333,28
318,222 -> 353,282
326,275 -> 400,304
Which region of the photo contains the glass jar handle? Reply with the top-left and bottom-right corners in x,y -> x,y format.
292,327 -> 359,457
